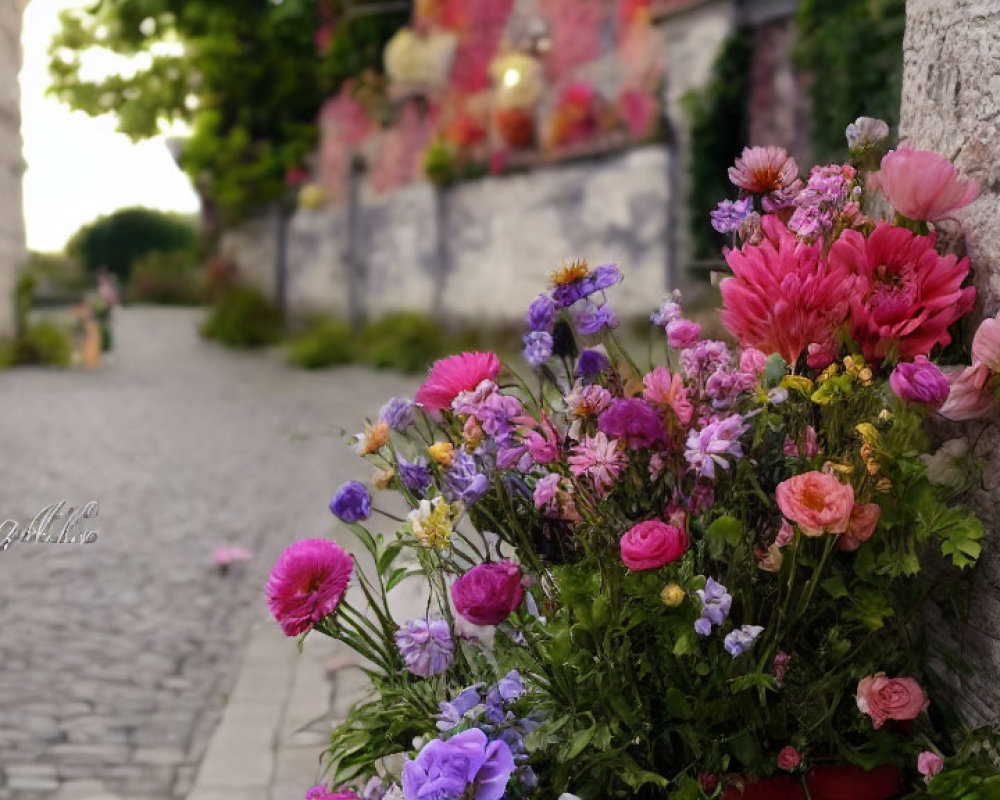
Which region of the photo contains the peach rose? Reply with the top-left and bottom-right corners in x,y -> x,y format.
838,502 -> 881,552
856,673 -> 929,729
775,471 -> 854,536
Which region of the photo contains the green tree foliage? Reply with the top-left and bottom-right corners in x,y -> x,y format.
795,0 -> 906,161
682,31 -> 752,262
49,1 -> 407,222
67,207 -> 197,281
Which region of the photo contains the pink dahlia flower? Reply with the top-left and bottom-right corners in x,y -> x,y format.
830,223 -> 975,362
415,352 -> 501,411
776,471 -> 854,536
266,538 -> 353,637
728,146 -> 799,194
874,146 -> 980,221
856,673 -> 929,729
938,364 -> 996,421
568,431 -> 626,498
720,216 -> 855,366
972,316 -> 1000,371
643,366 -> 693,425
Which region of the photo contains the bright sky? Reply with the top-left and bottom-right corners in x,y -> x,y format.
20,0 -> 200,253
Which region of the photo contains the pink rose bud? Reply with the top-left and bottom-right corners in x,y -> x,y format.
777,746 -> 801,771
451,560 -> 524,626
666,318 -> 701,349
856,673 -> 929,729
917,751 -> 944,781
889,356 -> 950,409
776,471 -> 855,536
739,347 -> 768,375
620,520 -> 688,570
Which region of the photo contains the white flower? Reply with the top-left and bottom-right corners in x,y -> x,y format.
846,116 -> 890,151
921,438 -> 969,488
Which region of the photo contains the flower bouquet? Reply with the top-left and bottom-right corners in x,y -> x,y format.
268,118 -> 1000,800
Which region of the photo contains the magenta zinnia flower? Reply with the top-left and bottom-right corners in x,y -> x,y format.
266,538 -> 353,636
568,431 -> 626,497
873,146 -> 980,221
415,352 -> 501,411
720,216 -> 855,366
830,223 -> 975,362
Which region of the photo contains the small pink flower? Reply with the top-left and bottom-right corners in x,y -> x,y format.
666,318 -> 701,349
642,366 -> 693,425
777,746 -> 801,771
739,347 -> 768,375
776,471 -> 854,536
533,473 -> 561,511
839,503 -> 881,552
917,751 -> 944,782
972,316 -> 1000,372
890,356 -> 950,409
267,539 -> 354,637
415,352 -> 501,411
856,673 -> 929,729
874,146 -> 980,221
773,651 -> 790,682
729,146 -> 800,194
451,560 -> 523,626
774,520 -> 795,548
938,364 -> 996,421
620,520 -> 688,570
569,432 -> 626,498
525,415 -> 559,464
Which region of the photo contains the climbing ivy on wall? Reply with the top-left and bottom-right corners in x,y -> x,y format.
682,30 -> 752,263
794,0 -> 906,162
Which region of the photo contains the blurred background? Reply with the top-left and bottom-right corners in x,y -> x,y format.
0,1 -> 905,799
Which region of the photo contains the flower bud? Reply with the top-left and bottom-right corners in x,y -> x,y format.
428,442 -> 454,466
660,583 -> 685,607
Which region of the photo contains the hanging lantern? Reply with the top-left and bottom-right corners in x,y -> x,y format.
489,51 -> 545,110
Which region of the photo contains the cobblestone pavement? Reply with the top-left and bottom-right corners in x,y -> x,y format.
0,308 -> 417,800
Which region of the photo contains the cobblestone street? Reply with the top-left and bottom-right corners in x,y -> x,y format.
0,308 -> 417,800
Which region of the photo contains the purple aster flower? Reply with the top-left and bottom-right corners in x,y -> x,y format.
443,451 -> 490,505
681,340 -> 732,381
724,624 -> 765,657
397,456 -> 433,498
651,292 -> 683,327
362,777 -> 388,800
526,295 -> 557,332
437,683 -> 486,731
329,481 -> 371,522
684,415 -> 748,479
694,577 -> 732,636
551,264 -> 622,308
378,397 -> 415,431
573,301 -> 618,336
598,397 -> 666,448
522,331 -> 554,369
497,670 -> 524,702
710,196 -> 754,233
576,348 -> 609,380
395,617 -> 454,677
402,728 -> 515,800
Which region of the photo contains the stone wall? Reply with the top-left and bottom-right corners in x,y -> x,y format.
901,0 -> 1000,725
0,0 -> 24,338
222,145 -> 673,325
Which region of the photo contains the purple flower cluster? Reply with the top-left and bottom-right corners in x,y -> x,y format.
526,295 -> 557,332
572,301 -> 618,336
598,398 -> 666,449
397,456 -> 433,498
680,340 -> 732,382
705,369 -> 757,411
551,263 -> 621,308
694,578 -> 732,636
453,382 -> 524,445
401,728 -> 515,800
710,196 -> 754,233
651,292 -> 683,327
329,481 -> 371,523
788,164 -> 855,241
443,451 -> 490,505
378,397 -> 415,431
522,331 -> 554,368
576,348 -> 609,381
724,624 -> 764,657
684,415 -> 748,479
395,617 -> 454,677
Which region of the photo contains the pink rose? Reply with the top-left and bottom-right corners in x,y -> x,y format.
776,746 -> 801,771
838,502 -> 881,552
856,673 -> 929,729
775,471 -> 854,536
451,561 -> 523,626
917,751 -> 944,781
620,520 -> 688,571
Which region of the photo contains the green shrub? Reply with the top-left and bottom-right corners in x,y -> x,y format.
24,253 -> 90,302
128,250 -> 204,305
200,285 -> 284,348
285,317 -> 354,369
15,322 -> 72,367
67,207 -> 199,282
359,312 -> 447,374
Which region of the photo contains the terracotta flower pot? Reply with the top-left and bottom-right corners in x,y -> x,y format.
723,763 -> 901,800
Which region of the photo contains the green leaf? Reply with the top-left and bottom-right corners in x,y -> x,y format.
822,575 -> 848,599
348,522 -> 378,559
764,353 -> 788,388
376,540 -> 404,576
664,687 -> 694,719
562,724 -> 596,761
385,567 -> 421,593
706,515 -> 742,558
730,672 -> 778,695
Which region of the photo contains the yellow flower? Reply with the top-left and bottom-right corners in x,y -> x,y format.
817,363 -> 839,384
356,420 -> 390,455
549,258 -> 590,287
875,477 -> 893,492
660,584 -> 685,607
408,498 -> 459,550
428,441 -> 454,466
781,375 -> 814,394
855,423 -> 879,445
858,367 -> 874,386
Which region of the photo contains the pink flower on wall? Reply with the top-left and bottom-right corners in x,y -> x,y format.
539,0 -> 603,80
872,146 -> 980,221
369,100 -> 437,194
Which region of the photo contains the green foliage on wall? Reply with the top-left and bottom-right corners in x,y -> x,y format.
66,207 -> 198,282
682,30 -> 752,262
795,0 -> 906,162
